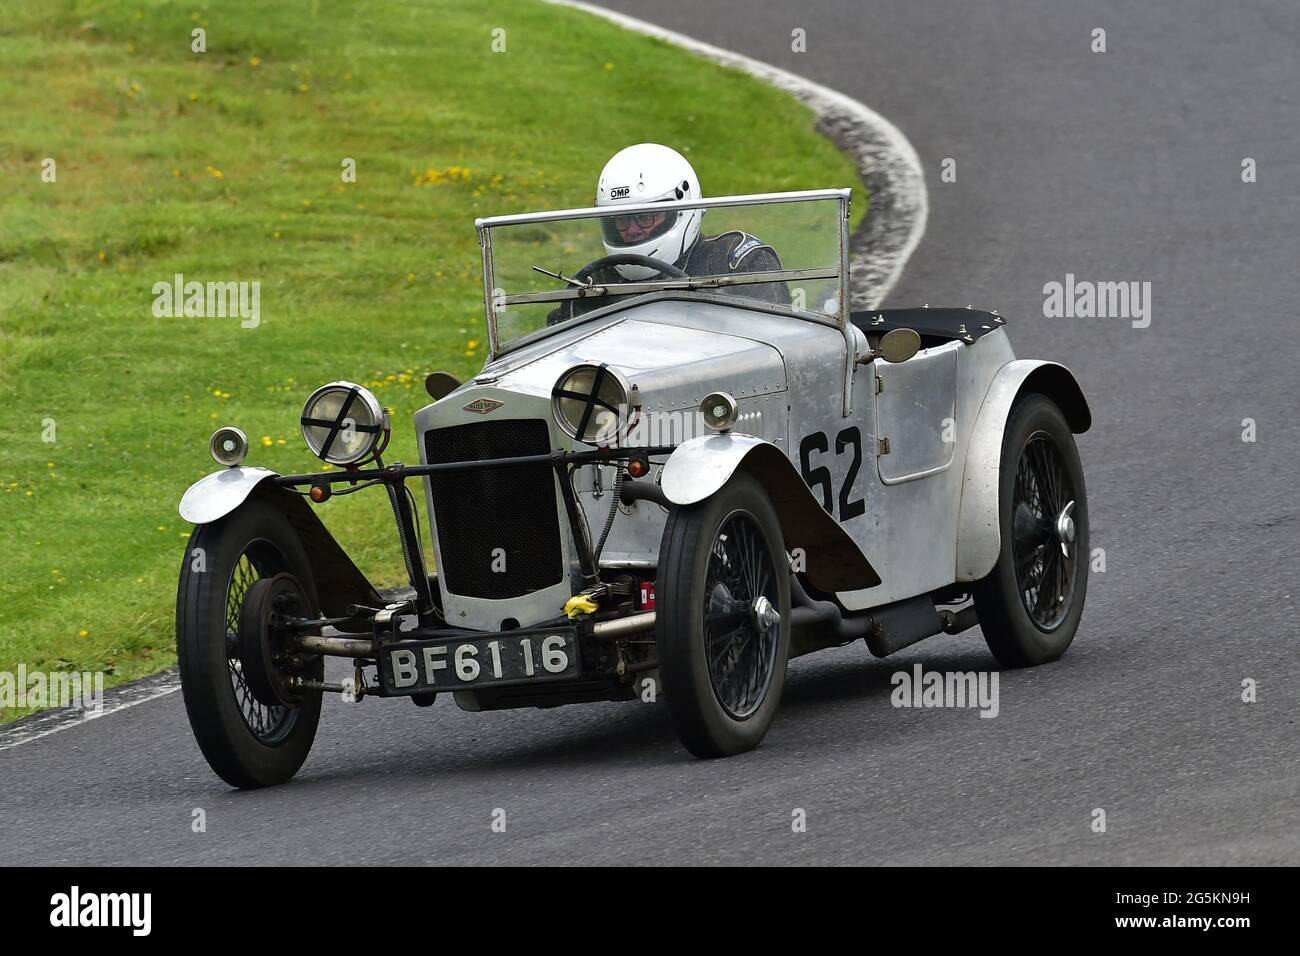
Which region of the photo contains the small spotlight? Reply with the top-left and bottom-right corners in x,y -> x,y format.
209,426 -> 249,468
627,456 -> 649,479
309,484 -> 331,503
700,392 -> 739,432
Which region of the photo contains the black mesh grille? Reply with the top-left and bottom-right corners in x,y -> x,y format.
424,419 -> 565,599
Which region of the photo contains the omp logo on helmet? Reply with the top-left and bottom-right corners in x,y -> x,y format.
609,186 -> 631,199
463,398 -> 503,414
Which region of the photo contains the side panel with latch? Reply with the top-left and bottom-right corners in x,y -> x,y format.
873,340 -> 960,484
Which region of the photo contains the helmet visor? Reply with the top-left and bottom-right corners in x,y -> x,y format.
600,207 -> 681,248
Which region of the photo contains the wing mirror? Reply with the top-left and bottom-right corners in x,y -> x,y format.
878,328 -> 921,363
859,327 -> 921,365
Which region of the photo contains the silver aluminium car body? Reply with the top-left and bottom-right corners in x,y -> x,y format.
408,189 -> 1089,631
178,189 -> 1089,640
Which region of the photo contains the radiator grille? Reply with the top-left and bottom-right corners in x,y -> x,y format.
424,419 -> 565,599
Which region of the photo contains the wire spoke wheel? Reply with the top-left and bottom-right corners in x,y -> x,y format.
1010,432 -> 1078,631
224,548 -> 297,743
177,493 -> 325,788
656,473 -> 791,758
973,394 -> 1089,669
703,512 -> 780,719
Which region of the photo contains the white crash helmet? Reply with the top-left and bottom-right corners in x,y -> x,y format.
595,144 -> 702,279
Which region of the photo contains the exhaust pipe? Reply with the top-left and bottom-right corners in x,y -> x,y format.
292,633 -> 376,658
592,611 -> 656,639
939,605 -> 980,635
789,577 -> 950,659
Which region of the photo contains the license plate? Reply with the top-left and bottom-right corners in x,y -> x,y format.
379,631 -> 579,695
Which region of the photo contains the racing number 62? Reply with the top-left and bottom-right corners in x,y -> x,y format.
799,427 -> 865,520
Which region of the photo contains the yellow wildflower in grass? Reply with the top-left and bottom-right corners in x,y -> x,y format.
604,62 -> 614,71
189,91 -> 199,101
415,166 -> 472,187
97,250 -> 107,262
79,629 -> 89,637
299,83 -> 309,93
206,165 -> 223,179
261,436 -> 273,447
249,56 -> 261,67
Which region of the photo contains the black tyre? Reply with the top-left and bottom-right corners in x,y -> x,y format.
656,473 -> 791,758
176,494 -> 324,788
973,393 -> 1088,667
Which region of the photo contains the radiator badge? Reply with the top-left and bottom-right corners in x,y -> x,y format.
463,398 -> 503,414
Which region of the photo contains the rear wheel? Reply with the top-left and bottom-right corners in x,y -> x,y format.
656,474 -> 791,758
176,494 -> 324,788
973,394 -> 1089,667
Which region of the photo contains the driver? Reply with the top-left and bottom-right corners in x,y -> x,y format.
548,143 -> 790,324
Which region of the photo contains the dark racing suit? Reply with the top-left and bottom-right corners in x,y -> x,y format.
547,231 -> 791,325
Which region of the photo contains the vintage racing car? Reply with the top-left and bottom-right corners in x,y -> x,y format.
177,188 -> 1091,788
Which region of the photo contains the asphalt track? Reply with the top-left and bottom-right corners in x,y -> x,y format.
2,0 -> 1296,865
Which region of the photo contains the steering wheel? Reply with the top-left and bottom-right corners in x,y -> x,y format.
573,253 -> 688,283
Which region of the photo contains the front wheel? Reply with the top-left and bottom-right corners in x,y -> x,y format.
973,393 -> 1089,667
176,493 -> 324,788
656,473 -> 791,758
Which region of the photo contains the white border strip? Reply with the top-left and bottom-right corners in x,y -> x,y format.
543,0 -> 928,308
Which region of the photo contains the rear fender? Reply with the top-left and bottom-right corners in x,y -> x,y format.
955,360 -> 1090,581
661,434 -> 881,592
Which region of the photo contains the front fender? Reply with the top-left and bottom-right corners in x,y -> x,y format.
955,360 -> 1090,581
661,434 -> 881,592
181,469 -> 385,621
179,466 -> 279,524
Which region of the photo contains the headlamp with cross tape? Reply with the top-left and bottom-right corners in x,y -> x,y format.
551,363 -> 631,446
300,381 -> 390,466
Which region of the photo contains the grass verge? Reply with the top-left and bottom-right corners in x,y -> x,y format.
0,0 -> 866,721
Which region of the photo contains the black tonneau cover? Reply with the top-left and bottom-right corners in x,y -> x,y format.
850,307 -> 1006,346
